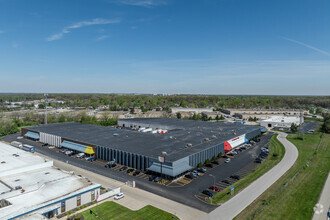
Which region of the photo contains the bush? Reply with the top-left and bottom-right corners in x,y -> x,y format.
217,152 -> 222,158
273,153 -> 279,157
212,155 -> 216,161
77,207 -> 80,211
205,159 -> 210,164
197,162 -> 203,168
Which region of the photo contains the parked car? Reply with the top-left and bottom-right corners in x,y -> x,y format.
42,143 -> 49,147
255,158 -> 263,163
192,170 -> 200,176
114,193 -> 125,200
230,174 -> 240,180
65,150 -> 73,156
222,179 -> 232,184
60,149 -> 67,153
240,146 -> 247,150
133,171 -> 141,176
105,163 -> 116,168
154,177 -> 161,182
209,186 -> 221,192
86,157 -> 96,161
205,164 -> 213,168
127,168 -> 134,173
76,152 -> 85,158
202,190 -> 213,197
119,166 -> 127,171
225,158 -> 231,163
197,168 -> 206,173
211,160 -> 219,165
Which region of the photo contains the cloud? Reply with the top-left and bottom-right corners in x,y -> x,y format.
46,18 -> 120,41
114,0 -> 166,7
282,37 -> 330,57
96,35 -> 110,41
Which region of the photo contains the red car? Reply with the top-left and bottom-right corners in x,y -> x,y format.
209,186 -> 221,192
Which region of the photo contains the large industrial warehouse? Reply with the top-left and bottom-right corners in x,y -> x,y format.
21,118 -> 265,179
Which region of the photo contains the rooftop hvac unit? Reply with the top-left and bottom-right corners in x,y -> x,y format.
187,143 -> 193,147
204,138 -> 210,142
113,133 -> 119,136
212,135 -> 217,139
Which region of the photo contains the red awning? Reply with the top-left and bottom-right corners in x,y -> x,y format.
224,141 -> 232,152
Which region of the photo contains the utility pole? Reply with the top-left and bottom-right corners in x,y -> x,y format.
44,94 -> 48,124
209,174 -> 216,187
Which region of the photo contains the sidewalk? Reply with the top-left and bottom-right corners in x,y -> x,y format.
312,172 -> 330,220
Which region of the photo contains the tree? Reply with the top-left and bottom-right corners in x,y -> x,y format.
38,103 -> 45,109
217,152 -> 223,158
290,123 -> 298,133
212,155 -> 216,161
176,112 -> 182,119
321,113 -> 330,133
205,159 -> 210,164
201,113 -> 208,121
197,162 -> 203,168
215,115 -> 220,121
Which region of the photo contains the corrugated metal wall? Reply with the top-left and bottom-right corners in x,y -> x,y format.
39,132 -> 61,147
96,146 -> 150,171
189,142 -> 224,167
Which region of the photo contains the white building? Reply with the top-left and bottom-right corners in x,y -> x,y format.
0,142 -> 101,219
259,116 -> 303,129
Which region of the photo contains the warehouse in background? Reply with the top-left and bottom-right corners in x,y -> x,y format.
21,118 -> 264,179
258,116 -> 303,130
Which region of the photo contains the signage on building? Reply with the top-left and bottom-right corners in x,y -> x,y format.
158,156 -> 164,163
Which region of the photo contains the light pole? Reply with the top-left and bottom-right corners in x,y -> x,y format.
160,151 -> 167,179
209,174 -> 216,187
44,94 -> 48,124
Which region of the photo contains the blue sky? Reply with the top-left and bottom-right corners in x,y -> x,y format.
0,0 -> 329,95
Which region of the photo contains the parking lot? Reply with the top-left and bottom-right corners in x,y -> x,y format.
298,122 -> 320,133
2,132 -> 272,213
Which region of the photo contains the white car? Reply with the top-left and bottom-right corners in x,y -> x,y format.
17,136 -> 23,139
76,153 -> 85,158
114,193 -> 125,200
225,158 -> 231,163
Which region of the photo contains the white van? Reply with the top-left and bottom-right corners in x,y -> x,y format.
76,152 -> 85,158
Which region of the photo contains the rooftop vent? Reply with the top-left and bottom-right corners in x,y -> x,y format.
186,143 -> 193,147
45,172 -> 50,175
204,138 -> 210,142
212,135 -> 217,139
15,186 -> 22,190
14,179 -> 20,182
1,161 -> 5,164
113,133 -> 119,136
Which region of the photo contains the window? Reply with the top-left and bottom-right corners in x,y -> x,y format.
77,195 -> 81,206
61,201 -> 65,213
91,191 -> 95,201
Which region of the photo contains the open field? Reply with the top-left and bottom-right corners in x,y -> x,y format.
211,134 -> 285,204
81,201 -> 179,220
235,132 -> 330,220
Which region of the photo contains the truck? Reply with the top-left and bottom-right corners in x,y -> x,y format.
22,144 -> 35,153
11,141 -> 23,149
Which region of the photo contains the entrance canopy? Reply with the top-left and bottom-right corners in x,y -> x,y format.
60,141 -> 94,154
24,132 -> 40,140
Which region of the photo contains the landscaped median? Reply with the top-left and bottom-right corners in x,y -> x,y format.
210,134 -> 285,205
235,132 -> 330,220
77,201 -> 179,220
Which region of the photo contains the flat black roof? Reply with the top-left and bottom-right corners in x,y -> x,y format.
25,119 -> 262,162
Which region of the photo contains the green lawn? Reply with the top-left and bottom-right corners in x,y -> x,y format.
211,134 -> 285,204
235,133 -> 330,220
81,201 -> 179,220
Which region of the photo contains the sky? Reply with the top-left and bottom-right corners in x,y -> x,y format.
0,0 -> 329,95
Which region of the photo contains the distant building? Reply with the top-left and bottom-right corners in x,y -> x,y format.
259,116 -> 303,129
171,107 -> 214,114
0,142 -> 101,219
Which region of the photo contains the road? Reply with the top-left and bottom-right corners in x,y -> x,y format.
203,132 -> 299,220
312,172 -> 330,220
